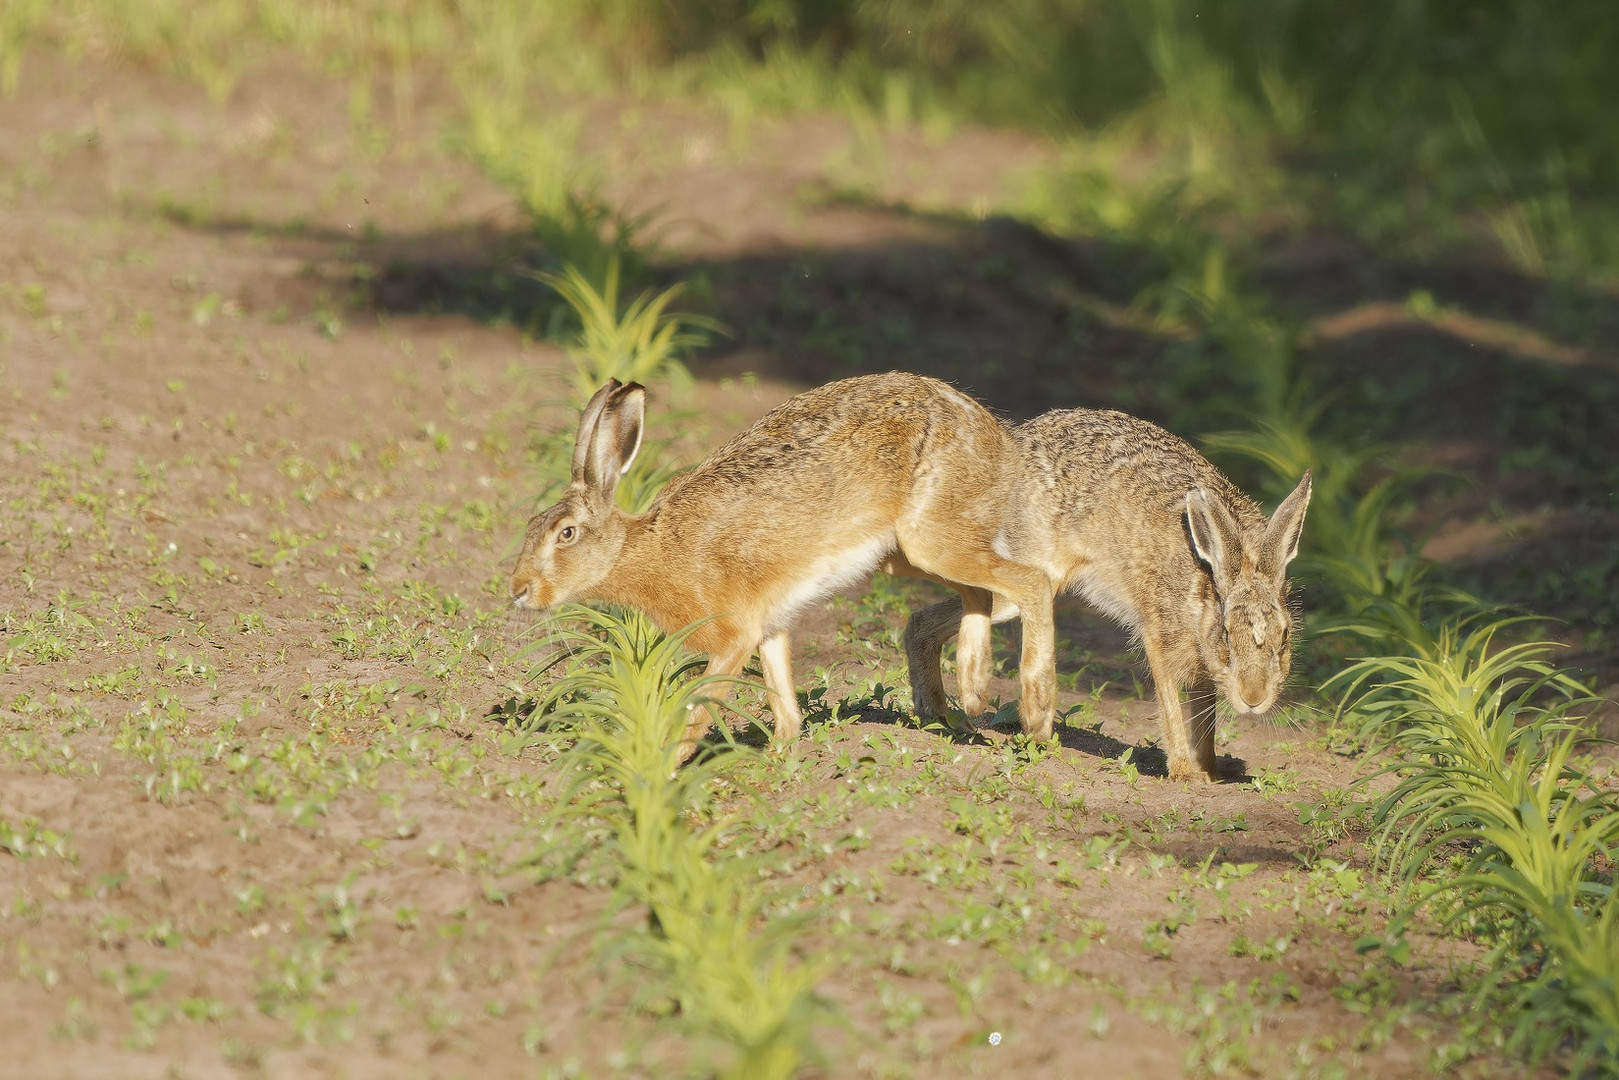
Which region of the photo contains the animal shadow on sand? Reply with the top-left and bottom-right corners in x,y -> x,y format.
1047,719 -> 1251,784
770,692 -> 1256,784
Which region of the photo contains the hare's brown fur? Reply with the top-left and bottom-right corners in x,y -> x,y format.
906,409 -> 1311,782
511,372 -> 1058,758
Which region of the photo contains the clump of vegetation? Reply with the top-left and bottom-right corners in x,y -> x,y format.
527,607 -> 822,1079
14,1 -> 1619,279
540,256 -> 716,405
614,0 -> 1619,279
1335,626 -> 1619,1069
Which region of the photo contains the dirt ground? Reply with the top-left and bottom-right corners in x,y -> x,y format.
2,56 -> 1613,1079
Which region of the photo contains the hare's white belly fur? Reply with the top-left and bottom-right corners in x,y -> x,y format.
1067,565 -> 1142,634
762,532 -> 896,636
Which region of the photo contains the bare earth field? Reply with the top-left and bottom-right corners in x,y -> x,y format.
3,57 -> 1612,1079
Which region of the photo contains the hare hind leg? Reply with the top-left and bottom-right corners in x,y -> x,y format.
896,539 -> 1056,742
758,630 -> 805,745
953,587 -> 995,716
1001,567 -> 1056,740
901,587 -> 994,719
882,550 -> 993,719
902,597 -> 956,719
928,555 -> 1055,741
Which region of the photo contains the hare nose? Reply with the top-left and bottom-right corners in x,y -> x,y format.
510,581 -> 530,606
1236,682 -> 1268,711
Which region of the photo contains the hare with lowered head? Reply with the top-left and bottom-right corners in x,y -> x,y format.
904,409 -> 1312,782
509,372 -> 1059,760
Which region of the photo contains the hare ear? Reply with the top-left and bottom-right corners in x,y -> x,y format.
581,382 -> 646,495
571,381 -> 620,481
1185,487 -> 1238,588
1263,470 -> 1312,573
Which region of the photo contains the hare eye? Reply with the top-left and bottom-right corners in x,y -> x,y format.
557,526 -> 577,544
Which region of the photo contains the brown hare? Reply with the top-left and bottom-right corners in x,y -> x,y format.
509,373 -> 1059,760
903,409 -> 1312,782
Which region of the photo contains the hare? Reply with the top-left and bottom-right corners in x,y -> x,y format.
509,372 -> 1059,760
903,409 -> 1312,782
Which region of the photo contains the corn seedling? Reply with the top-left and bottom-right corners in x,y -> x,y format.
517,255 -> 706,513
539,257 -> 717,405
1333,622 -> 1619,1069
525,607 -> 822,1080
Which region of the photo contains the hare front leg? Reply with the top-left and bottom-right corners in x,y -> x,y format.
1142,635 -> 1210,782
1187,676 -> 1220,780
999,569 -> 1055,741
677,638 -> 754,764
758,630 -> 805,746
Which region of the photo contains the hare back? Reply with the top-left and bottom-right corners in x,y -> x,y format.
645,372 -> 1012,531
1015,409 -> 1263,531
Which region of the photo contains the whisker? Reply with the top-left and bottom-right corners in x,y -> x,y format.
1186,696 -> 1221,732
1187,697 -> 1219,721
1262,699 -> 1320,732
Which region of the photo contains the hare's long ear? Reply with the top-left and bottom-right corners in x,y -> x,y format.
571,381 -> 619,480
1186,487 -> 1240,590
1262,470 -> 1312,574
579,381 -> 646,496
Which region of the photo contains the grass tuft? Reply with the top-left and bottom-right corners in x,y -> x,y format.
539,257 -> 718,405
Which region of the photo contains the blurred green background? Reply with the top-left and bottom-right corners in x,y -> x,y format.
7,0 -> 1618,279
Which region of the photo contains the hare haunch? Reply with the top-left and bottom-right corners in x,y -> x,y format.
510,372 -> 1058,760
904,409 -> 1312,782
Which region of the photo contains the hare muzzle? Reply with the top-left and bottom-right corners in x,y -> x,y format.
509,574 -> 552,611
1232,678 -> 1274,714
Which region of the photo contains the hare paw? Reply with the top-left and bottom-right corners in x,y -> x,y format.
1167,756 -> 1219,784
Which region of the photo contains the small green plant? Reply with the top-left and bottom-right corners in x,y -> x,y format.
540,257 -> 717,404
0,815 -> 74,861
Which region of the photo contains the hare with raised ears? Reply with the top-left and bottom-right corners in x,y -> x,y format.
904,409 -> 1311,782
509,373 -> 1059,760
